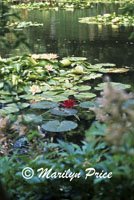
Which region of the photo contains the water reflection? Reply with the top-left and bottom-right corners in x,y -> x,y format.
1,3 -> 134,69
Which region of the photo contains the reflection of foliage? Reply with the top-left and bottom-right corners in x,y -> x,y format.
0,0 -> 28,54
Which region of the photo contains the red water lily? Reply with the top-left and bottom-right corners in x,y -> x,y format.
61,99 -> 75,108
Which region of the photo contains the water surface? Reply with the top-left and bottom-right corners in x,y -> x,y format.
1,3 -> 134,88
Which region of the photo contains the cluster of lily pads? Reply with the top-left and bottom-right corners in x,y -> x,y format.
7,21 -> 43,30
0,54 -> 130,137
79,12 -> 134,26
11,1 -> 93,10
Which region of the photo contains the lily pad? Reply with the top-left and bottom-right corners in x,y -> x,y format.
24,114 -> 43,123
74,93 -> 96,100
73,85 -> 91,91
50,107 -> 78,116
31,101 -> 59,109
41,120 -> 78,132
81,73 -> 102,81
1,102 -> 30,114
47,95 -> 68,102
20,94 -> 41,100
104,68 -> 129,73
95,82 -> 131,91
65,57 -> 87,61
79,101 -> 96,109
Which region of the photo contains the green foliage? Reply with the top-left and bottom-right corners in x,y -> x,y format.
79,12 -> 134,26
0,0 -> 28,55
0,135 -> 134,200
11,0 -> 93,10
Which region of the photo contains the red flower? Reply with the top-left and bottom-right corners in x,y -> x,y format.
61,99 -> 75,108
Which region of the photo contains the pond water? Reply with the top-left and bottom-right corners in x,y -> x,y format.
1,3 -> 134,89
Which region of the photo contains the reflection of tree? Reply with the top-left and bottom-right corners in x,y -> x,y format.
0,0 -> 28,57
1,2 -> 134,67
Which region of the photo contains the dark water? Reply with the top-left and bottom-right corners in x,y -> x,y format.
1,3 -> 134,88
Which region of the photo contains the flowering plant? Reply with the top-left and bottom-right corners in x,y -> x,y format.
29,85 -> 40,95
61,99 -> 75,108
45,65 -> 53,71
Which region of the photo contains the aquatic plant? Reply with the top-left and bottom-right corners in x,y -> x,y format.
79,12 -> 134,26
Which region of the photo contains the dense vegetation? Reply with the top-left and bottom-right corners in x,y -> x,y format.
0,0 -> 134,200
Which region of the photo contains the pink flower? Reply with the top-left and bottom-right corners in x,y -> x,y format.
29,85 -> 39,95
61,99 -> 75,108
45,65 -> 53,71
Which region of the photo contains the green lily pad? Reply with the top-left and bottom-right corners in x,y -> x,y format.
65,57 -> 87,61
2,102 -> 30,114
20,95 -> 42,101
47,95 -> 68,102
24,114 -> 43,123
81,73 -> 102,81
95,82 -> 131,91
1,106 -> 19,114
73,85 -> 91,91
79,101 -> 96,109
0,90 -> 17,96
50,107 -> 78,116
74,93 -> 96,100
31,101 -> 59,109
41,120 -> 78,132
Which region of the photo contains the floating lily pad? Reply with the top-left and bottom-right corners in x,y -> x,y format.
47,95 -> 68,102
95,82 -> 131,90
50,107 -> 78,116
1,106 -> 19,114
20,94 -> 41,100
74,93 -> 96,100
79,101 -> 96,109
66,57 -> 87,61
31,101 -> 59,109
81,73 -> 102,81
0,90 -> 17,96
1,102 -> 30,114
73,85 -> 91,91
104,68 -> 129,73
24,114 -> 43,123
96,63 -> 116,67
41,120 -> 78,132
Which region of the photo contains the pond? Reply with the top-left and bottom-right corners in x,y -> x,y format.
1,3 -> 134,89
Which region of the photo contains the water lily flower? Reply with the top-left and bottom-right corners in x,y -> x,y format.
29,85 -> 40,95
103,14 -> 111,18
61,99 -> 75,108
45,65 -> 53,71
74,66 -> 84,73
112,17 -> 120,23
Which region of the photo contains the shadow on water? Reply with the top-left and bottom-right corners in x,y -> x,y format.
1,3 -> 134,89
